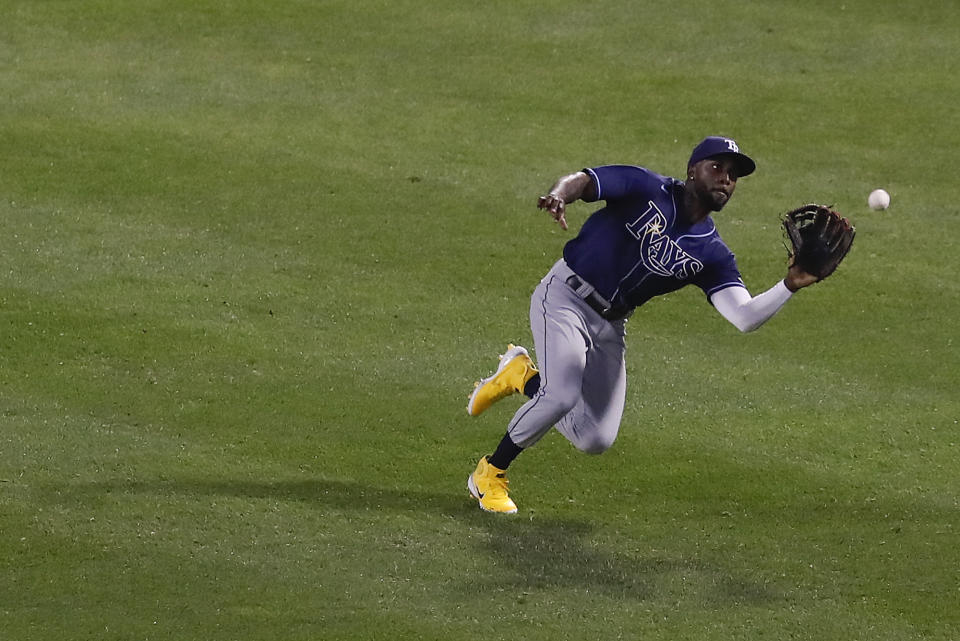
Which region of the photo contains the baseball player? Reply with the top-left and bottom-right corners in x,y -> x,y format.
465,136 -> 831,514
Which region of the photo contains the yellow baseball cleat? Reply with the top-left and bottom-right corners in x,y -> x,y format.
466,344 -> 538,417
467,456 -> 517,514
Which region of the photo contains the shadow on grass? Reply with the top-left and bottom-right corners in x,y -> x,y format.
56,476 -> 778,605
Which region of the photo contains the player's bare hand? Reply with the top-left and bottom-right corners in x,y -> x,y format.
784,259 -> 820,292
537,193 -> 568,230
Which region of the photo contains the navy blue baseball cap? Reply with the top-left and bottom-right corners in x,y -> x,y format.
688,136 -> 756,177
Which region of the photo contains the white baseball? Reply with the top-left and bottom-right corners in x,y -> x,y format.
868,188 -> 890,210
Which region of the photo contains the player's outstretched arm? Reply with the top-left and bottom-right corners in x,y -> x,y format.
710,283 -> 794,333
712,263 -> 824,333
536,171 -> 594,230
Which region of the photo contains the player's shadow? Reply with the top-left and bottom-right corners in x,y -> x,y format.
56,476 -> 777,605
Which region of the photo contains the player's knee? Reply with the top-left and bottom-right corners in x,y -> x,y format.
575,431 -> 617,455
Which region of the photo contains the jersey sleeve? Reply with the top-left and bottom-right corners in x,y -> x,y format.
693,241 -> 745,300
582,165 -> 659,203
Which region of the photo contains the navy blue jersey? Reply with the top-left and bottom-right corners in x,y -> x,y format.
562,165 -> 744,310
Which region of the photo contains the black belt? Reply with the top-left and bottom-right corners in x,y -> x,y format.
565,275 -> 632,321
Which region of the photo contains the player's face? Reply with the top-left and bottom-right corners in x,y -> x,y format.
689,156 -> 740,211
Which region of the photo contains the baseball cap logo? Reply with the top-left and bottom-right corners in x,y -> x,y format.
688,135 -> 756,177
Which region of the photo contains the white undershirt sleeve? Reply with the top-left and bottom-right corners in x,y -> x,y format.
709,281 -> 794,333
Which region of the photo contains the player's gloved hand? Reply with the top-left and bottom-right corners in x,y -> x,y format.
537,193 -> 568,230
782,204 -> 855,291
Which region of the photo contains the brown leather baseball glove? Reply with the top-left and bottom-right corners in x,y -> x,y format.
782,204 -> 856,280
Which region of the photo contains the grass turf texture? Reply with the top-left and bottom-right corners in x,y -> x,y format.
1,0 -> 958,639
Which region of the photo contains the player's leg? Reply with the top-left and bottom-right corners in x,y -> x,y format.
467,266 -> 590,513
469,318 -> 625,513
553,319 -> 627,454
469,304 -> 622,512
506,270 -> 593,449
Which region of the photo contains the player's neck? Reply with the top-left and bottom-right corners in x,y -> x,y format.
679,189 -> 711,225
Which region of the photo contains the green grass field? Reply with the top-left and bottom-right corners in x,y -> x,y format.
1,1 -> 958,639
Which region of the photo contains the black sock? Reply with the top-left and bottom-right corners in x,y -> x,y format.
523,373 -> 541,398
488,432 -> 524,470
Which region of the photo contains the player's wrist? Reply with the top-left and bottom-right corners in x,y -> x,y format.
784,267 -> 819,292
